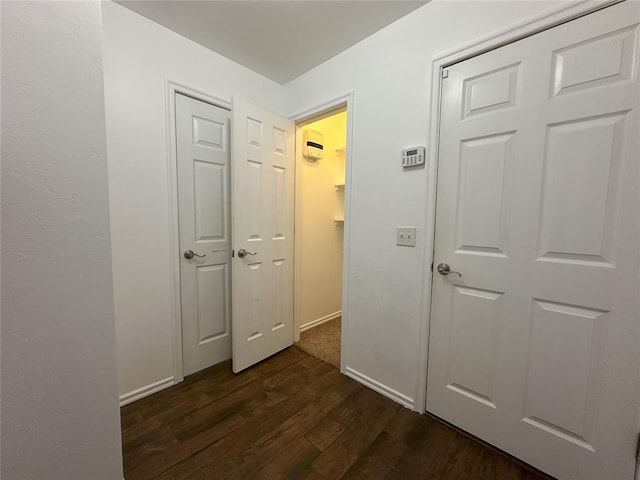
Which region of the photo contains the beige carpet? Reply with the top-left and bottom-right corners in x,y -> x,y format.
296,317 -> 341,369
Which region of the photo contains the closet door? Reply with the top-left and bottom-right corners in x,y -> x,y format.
427,3 -> 639,478
176,93 -> 232,376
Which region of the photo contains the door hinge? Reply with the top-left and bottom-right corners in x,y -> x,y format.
442,69 -> 449,79
232,249 -> 235,258
430,262 -> 434,272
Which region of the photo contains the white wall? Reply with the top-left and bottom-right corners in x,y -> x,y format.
284,0 -> 580,409
296,112 -> 347,330
101,1 -> 286,401
1,2 -> 123,478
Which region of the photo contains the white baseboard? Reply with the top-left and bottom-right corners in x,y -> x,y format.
119,376 -> 176,407
345,366 -> 414,410
299,310 -> 342,332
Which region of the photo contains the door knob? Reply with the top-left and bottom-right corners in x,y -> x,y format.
184,249 -> 205,260
237,248 -> 257,258
437,262 -> 462,277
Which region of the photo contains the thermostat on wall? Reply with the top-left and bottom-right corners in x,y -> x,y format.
401,146 -> 425,168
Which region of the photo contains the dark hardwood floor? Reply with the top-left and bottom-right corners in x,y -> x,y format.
121,347 -> 553,480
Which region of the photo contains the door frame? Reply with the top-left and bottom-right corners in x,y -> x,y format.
164,79 -> 232,385
290,91 -> 355,374
418,0 -> 624,413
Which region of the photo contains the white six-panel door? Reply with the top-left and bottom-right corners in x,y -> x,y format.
176,93 -> 232,376
427,3 -> 639,479
231,97 -> 295,373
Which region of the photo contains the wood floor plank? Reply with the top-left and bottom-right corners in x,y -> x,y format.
178,377 -> 362,479
456,445 -> 523,480
303,388 -> 365,452
120,347 -> 553,480
246,345 -> 309,377
305,385 -> 397,453
383,404 -> 427,442
188,369 -> 264,410
120,407 -> 144,431
153,359 -> 356,480
122,398 -> 197,446
262,353 -> 325,390
125,365 -> 309,477
341,431 -> 407,479
384,415 -> 462,479
310,388 -> 399,478
226,382 -> 364,479
238,436 -> 321,480
123,425 -> 178,473
126,412 -> 247,480
123,373 -> 269,470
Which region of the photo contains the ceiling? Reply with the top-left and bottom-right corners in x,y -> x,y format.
116,1 -> 428,84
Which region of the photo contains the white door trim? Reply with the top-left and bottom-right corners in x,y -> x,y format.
290,91 -> 355,375
164,79 -> 232,384
417,0 -> 624,414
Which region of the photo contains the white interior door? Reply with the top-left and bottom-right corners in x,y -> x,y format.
231,97 -> 294,373
427,3 -> 639,479
176,93 -> 231,376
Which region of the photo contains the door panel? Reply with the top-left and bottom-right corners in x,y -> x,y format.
194,160 -> 226,240
176,93 -> 231,376
538,113 -> 626,264
231,97 -> 294,373
463,63 -> 520,118
551,26 -> 637,96
195,264 -> 228,341
456,133 -> 513,255
427,3 -> 639,479
448,286 -> 503,408
523,299 -> 605,450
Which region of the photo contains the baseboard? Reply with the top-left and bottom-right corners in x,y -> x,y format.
345,366 -> 414,410
300,310 -> 341,332
119,376 -> 176,407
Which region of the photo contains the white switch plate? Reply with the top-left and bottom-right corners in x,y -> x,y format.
396,227 -> 416,247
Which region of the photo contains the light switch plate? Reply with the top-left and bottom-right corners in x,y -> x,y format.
396,227 -> 416,247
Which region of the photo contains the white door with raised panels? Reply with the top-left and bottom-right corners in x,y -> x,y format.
427,3 -> 639,479
176,93 -> 232,376
231,97 -> 295,373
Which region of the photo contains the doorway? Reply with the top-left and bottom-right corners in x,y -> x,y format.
175,92 -> 297,377
426,2 -> 639,479
170,90 -> 350,381
294,108 -> 348,370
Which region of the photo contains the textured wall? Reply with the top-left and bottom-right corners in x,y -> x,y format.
1,2 -> 123,478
